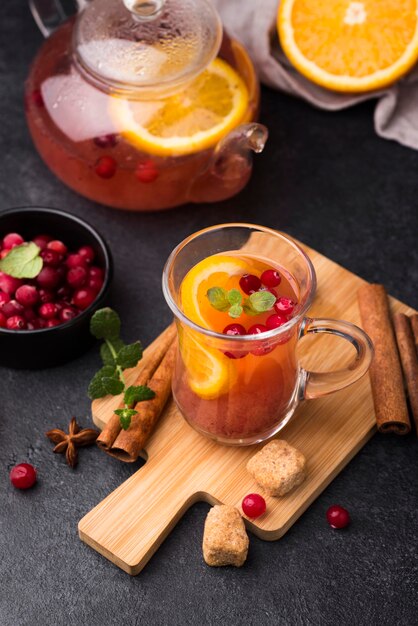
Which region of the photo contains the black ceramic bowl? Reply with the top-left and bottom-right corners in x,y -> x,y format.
0,207 -> 113,368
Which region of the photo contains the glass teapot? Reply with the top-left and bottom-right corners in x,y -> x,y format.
26,0 -> 268,211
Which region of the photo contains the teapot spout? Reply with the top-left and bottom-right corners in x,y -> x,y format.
187,123 -> 268,203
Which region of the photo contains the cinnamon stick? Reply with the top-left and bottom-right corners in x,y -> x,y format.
410,314 -> 418,351
393,313 -> 418,434
110,340 -> 177,462
357,284 -> 411,435
96,323 -> 176,458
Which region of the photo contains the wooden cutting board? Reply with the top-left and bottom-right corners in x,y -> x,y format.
78,241 -> 415,575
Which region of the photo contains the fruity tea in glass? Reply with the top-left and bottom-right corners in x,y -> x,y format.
25,0 -> 267,211
163,224 -> 373,446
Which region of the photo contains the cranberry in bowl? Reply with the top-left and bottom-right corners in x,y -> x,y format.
0,207 -> 112,368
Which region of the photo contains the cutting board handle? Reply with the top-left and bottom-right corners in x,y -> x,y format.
78,453 -> 201,575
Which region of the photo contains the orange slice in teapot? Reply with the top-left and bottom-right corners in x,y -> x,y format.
108,58 -> 249,157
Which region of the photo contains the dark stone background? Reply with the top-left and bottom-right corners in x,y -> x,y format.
1,2 -> 417,625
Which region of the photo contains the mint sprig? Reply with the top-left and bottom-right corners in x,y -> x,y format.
0,242 -> 43,278
88,308 -> 155,430
207,286 -> 276,319
207,287 -> 244,318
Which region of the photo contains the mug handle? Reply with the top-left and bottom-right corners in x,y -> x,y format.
298,317 -> 373,400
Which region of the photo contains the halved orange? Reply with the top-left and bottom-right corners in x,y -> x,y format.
278,0 -> 418,92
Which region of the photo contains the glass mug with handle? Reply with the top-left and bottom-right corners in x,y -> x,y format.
163,223 -> 373,446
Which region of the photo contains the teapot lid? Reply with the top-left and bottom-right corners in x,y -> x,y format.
74,0 -> 223,97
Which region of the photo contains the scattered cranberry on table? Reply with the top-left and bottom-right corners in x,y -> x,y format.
9,463 -> 37,489
0,231 -> 105,331
326,504 -> 351,529
242,493 -> 266,518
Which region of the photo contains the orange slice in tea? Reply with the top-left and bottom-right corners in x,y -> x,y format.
278,0 -> 418,92
109,59 -> 249,157
179,254 -> 249,399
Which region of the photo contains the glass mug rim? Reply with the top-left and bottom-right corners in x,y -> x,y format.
162,222 -> 317,342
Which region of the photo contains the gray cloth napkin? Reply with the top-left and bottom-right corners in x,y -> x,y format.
213,0 -> 418,150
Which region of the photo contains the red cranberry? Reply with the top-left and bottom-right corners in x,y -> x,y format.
2,299 -> 24,317
0,311 -> 6,327
87,276 -> 104,292
36,266 -> 60,289
326,505 -> 351,529
6,315 -> 27,330
0,292 -> 11,308
73,287 -> 96,310
266,313 -> 287,330
40,248 -> 62,267
46,318 -> 61,328
78,245 -> 95,264
239,273 -> 261,295
9,463 -> 37,489
94,134 -> 118,148
60,306 -> 78,322
39,302 -> 58,320
247,323 -> 274,356
274,297 -> 296,316
24,308 -> 37,321
223,323 -> 246,336
223,323 -> 247,359
57,285 -> 71,301
247,323 -> 268,335
0,272 -> 23,294
67,266 -> 87,288
47,240 -> 67,255
135,159 -> 159,183
38,288 -> 54,303
30,89 -> 44,108
66,253 -> 87,269
32,234 -> 51,250
95,156 -> 117,179
261,269 -> 281,288
27,319 -> 43,330
88,266 -> 104,280
15,285 -> 39,307
3,233 -> 24,249
242,493 -> 266,518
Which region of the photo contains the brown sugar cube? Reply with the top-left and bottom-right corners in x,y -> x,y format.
246,440 -> 307,497
202,505 -> 249,567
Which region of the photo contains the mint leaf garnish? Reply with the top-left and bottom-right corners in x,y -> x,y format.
227,289 -> 242,306
88,308 -> 154,429
124,385 -> 155,407
229,304 -> 243,318
0,242 -> 42,278
88,365 -> 117,399
246,291 -> 276,313
90,308 -> 121,340
116,341 -> 143,370
207,287 -> 229,312
114,408 -> 138,430
102,376 -> 125,396
100,338 -> 125,366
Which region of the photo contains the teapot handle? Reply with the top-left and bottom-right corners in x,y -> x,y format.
29,0 -> 89,37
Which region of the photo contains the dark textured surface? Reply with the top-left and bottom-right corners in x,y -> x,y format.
1,2 -> 418,625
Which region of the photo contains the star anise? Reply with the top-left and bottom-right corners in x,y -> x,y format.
46,417 -> 99,468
